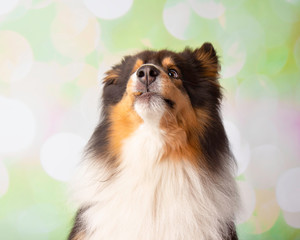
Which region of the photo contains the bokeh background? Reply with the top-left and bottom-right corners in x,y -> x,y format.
0,0 -> 299,239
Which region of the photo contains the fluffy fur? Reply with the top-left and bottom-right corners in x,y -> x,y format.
69,43 -> 240,240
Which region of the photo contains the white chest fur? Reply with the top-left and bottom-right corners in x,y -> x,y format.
76,124 -> 237,240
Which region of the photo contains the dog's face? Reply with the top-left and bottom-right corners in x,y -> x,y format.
103,42 -> 220,119
89,43 -> 228,168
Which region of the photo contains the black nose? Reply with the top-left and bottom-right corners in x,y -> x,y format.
136,65 -> 160,86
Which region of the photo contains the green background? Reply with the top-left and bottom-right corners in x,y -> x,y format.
0,0 -> 300,239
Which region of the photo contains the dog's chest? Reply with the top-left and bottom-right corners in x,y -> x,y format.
83,125 -> 223,240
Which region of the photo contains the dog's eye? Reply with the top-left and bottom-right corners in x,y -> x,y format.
168,69 -> 179,79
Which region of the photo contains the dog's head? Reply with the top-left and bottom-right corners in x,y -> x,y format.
102,42 -> 220,118
88,43 -> 231,169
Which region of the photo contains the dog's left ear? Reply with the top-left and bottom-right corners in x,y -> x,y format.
191,42 -> 220,79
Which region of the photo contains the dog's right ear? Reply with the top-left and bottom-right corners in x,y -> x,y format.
103,55 -> 135,85
103,68 -> 120,85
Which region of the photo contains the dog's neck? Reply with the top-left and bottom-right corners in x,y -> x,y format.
73,123 -> 238,240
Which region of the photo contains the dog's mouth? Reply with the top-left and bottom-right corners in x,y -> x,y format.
134,91 -> 156,97
134,91 -> 174,108
134,91 -> 160,102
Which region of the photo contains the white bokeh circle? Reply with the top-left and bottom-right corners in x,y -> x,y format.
0,31 -> 33,83
236,180 -> 256,224
249,190 -> 280,234
0,96 -> 36,154
246,145 -> 284,189
83,0 -> 134,20
276,167 -> 300,212
187,0 -> 225,19
51,4 -> 100,59
224,120 -> 250,176
17,203 -> 63,235
0,161 -> 9,197
220,37 -> 247,79
40,133 -> 87,182
30,0 -> 53,9
0,0 -> 19,16
163,1 -> 191,40
80,87 -> 101,129
235,75 -> 279,147
283,211 -> 300,229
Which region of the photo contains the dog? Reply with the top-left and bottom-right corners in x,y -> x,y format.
68,43 -> 240,240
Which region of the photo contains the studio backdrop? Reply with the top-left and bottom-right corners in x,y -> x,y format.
0,0 -> 299,239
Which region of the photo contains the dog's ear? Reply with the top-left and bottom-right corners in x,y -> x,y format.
181,42 -> 220,80
103,68 -> 120,85
103,56 -> 135,85
192,42 -> 220,79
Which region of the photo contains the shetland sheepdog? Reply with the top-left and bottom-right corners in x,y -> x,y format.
69,43 -> 240,240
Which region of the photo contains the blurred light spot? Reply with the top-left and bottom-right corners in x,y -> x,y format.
59,106 -> 93,139
0,31 -> 33,83
163,1 -> 191,40
0,161 -> 9,197
294,37 -> 300,71
0,0 -> 19,15
51,3 -> 100,58
246,145 -> 285,189
187,0 -> 225,19
60,62 -> 85,83
80,87 -> 101,131
262,13 -> 292,48
141,38 -> 153,48
221,37 -> 246,79
270,0 -> 300,23
236,75 -> 279,147
276,167 -> 300,212
236,75 -> 278,102
237,104 -> 278,147
222,0 -> 246,9
17,204 -> 63,236
224,121 -> 241,150
262,45 -> 289,75
224,120 -> 250,176
283,211 -> 300,228
11,61 -> 89,110
218,14 -> 226,28
234,144 -> 250,177
83,0 -> 134,20
76,64 -> 98,88
236,181 -> 256,224
216,12 -> 265,69
247,189 -> 280,234
40,133 -> 86,182
0,96 -> 36,154
31,0 -> 53,9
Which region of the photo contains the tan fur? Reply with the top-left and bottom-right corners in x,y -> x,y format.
162,57 -> 181,75
131,58 -> 144,74
71,232 -> 85,240
108,79 -> 143,160
103,69 -> 119,84
139,71 -> 195,166
194,45 -> 220,78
